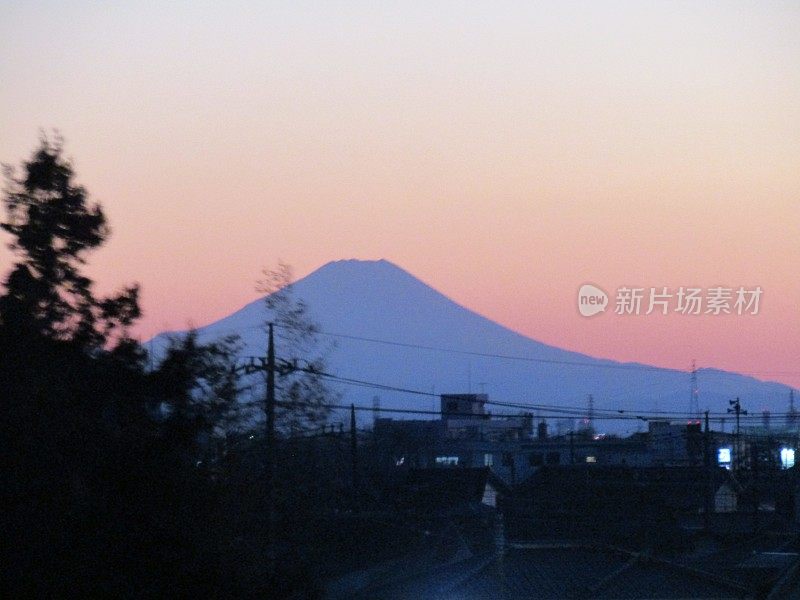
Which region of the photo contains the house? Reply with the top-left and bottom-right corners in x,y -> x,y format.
343,543 -> 755,599
715,481 -> 738,512
647,420 -> 704,465
440,393 -> 533,441
390,467 -> 508,512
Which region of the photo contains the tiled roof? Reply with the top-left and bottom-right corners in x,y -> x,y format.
354,544 -> 753,599
392,467 -> 489,510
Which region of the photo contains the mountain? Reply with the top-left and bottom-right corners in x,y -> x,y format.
149,259 -> 793,433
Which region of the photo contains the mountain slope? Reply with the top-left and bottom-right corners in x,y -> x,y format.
150,259 -> 792,432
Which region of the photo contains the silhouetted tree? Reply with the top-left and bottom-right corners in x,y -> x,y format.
0,137 -> 348,598
258,263 -> 336,433
152,330 -> 244,464
0,136 -> 235,596
1,133 -> 139,348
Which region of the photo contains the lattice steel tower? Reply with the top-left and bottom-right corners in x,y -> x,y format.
689,359 -> 700,423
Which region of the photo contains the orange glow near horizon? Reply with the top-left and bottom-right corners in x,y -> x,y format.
0,2 -> 798,388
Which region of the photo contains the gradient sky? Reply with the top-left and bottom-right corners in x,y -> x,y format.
1,1 -> 798,389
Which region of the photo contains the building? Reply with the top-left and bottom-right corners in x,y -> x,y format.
440,393 -> 533,442
372,393 -> 799,486
647,420 -> 703,465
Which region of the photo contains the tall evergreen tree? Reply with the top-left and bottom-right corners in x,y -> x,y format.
1,133 -> 139,348
0,136 -> 232,596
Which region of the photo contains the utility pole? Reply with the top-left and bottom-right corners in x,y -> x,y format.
752,438 -> 760,530
569,430 -> 575,465
350,403 -> 358,510
728,397 -> 747,472
703,410 -> 711,530
266,322 -> 276,565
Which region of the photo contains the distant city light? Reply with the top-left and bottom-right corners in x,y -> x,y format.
780,447 -> 795,469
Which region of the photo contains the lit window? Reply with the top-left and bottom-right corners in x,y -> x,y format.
718,447 -> 732,466
780,448 -> 795,469
481,484 -> 497,507
483,453 -> 493,467
435,456 -> 459,466
585,456 -> 597,463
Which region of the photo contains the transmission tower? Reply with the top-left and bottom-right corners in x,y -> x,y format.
585,394 -> 595,435
689,359 -> 700,423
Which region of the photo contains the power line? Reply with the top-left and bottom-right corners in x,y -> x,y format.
246,396 -> 800,431
272,324 -> 688,373
241,360 -> 650,415
154,322 -> 800,378
273,323 -> 800,378
246,365 -> 800,423
223,321 -> 800,430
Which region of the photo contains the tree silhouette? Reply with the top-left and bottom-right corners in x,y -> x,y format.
0,136 -> 234,596
152,329 -> 244,465
258,263 -> 336,433
1,133 -> 139,348
0,137 -> 346,598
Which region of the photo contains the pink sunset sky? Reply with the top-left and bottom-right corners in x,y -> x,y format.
1,2 -> 798,388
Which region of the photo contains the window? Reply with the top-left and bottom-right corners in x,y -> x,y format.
529,453 -> 544,466
781,447 -> 795,469
585,456 -> 597,463
435,456 -> 459,466
717,447 -> 732,468
481,483 -> 497,507
483,453 -> 494,467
